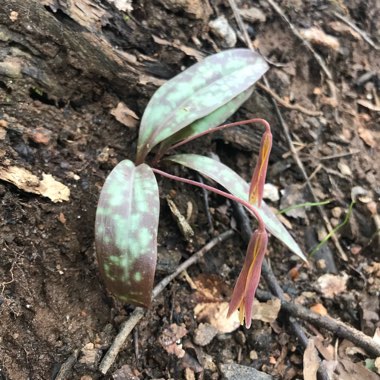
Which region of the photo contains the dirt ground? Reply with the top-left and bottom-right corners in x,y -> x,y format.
0,0 -> 379,379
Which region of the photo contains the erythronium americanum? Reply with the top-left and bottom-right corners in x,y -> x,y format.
95,49 -> 306,328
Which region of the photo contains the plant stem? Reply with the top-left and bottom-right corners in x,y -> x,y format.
166,118 -> 271,154
152,167 -> 265,231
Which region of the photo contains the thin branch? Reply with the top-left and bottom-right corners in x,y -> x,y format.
264,0 -> 333,80
256,290 -> 380,358
256,82 -> 323,116
332,11 -> 379,50
98,229 -> 235,374
54,350 -> 79,380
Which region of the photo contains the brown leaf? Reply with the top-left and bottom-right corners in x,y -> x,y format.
358,126 -> 377,147
193,274 -> 228,302
328,21 -> 361,40
317,273 -> 348,298
310,303 -> 328,316
334,359 -> 379,380
357,99 -> 380,112
110,102 -> 139,128
303,339 -> 319,380
300,27 -> 340,51
194,302 -> 240,333
0,126 -> 6,140
252,298 -> 281,323
0,166 -> 70,202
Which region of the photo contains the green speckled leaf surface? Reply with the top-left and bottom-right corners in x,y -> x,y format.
159,87 -> 254,153
136,49 -> 269,162
95,160 -> 160,307
166,154 -> 306,261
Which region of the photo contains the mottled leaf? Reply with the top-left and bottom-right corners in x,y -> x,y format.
166,154 -> 306,261
158,87 -> 254,154
136,49 -> 269,163
95,160 -> 160,307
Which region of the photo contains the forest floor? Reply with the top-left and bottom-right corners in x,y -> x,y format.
0,0 -> 379,379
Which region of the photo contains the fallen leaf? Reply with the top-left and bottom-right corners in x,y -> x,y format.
317,273 -> 348,298
328,21 -> 361,40
112,365 -> 141,380
252,298 -> 281,323
310,303 -> 328,316
110,102 -> 139,128
303,339 -> 319,380
334,359 -> 379,380
194,302 -> 240,333
357,99 -> 380,112
313,336 -> 334,361
158,324 -> 188,358
193,274 -> 228,302
300,27 -> 340,51
184,367 -> 195,380
0,166 -> 70,202
0,127 -> 6,140
239,7 -> 267,23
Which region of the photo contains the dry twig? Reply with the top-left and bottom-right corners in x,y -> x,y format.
264,0 -> 333,80
256,290 -> 380,357
256,82 -> 322,116
54,350 -> 79,380
98,229 -> 235,374
332,11 -> 379,50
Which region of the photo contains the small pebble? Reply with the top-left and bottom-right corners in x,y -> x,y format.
194,323 -> 218,346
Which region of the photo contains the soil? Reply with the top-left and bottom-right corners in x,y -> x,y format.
0,1 -> 379,379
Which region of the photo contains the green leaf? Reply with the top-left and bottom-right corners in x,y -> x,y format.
158,87 -> 254,154
166,154 -> 306,261
95,160 -> 160,307
136,49 -> 269,163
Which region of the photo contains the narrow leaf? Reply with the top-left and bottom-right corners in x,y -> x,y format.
166,154 -> 306,261
158,87 -> 254,154
136,49 -> 269,163
95,160 -> 160,307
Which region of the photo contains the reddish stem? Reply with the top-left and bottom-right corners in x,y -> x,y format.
152,167 -> 265,231
166,118 -> 271,154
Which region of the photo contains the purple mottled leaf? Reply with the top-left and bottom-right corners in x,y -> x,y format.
158,87 -> 254,155
136,49 -> 269,163
166,154 -> 306,261
95,160 -> 160,308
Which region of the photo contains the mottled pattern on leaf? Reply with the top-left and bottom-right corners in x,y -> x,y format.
136,49 -> 269,162
95,160 -> 159,307
159,88 -> 253,152
166,154 -> 306,261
